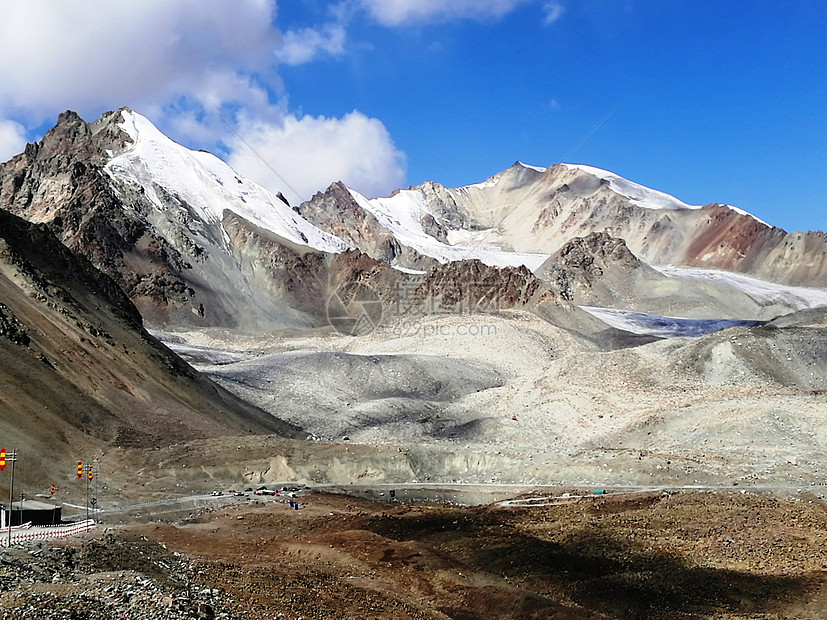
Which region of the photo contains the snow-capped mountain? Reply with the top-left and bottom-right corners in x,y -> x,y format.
106,111 -> 347,255
2,108 -> 826,335
298,160 -> 827,288
0,108 -> 360,330
344,185 -> 550,271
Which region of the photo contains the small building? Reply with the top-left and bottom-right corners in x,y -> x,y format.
1,500 -> 62,527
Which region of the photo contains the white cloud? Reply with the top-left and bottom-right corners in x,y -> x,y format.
543,1 -> 565,24
0,1 -> 408,201
0,1 -> 280,118
278,24 -> 347,65
229,111 -> 406,202
0,118 -> 26,163
358,0 -> 534,26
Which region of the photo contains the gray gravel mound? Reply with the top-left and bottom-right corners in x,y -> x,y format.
205,350 -> 506,440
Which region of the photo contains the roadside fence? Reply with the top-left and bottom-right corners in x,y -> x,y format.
0,519 -> 96,547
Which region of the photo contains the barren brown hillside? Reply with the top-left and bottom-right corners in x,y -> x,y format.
0,209 -> 299,495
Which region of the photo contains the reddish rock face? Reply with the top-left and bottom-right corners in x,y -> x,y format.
684,206 -> 775,269
678,204 -> 827,285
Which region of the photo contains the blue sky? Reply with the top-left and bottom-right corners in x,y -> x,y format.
0,1 -> 824,232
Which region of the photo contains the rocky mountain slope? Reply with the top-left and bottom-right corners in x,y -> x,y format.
0,208 -> 299,493
0,107 -> 825,495
535,232 -> 820,320
6,108 -> 825,339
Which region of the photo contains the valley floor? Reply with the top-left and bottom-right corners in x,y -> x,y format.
1,490 -> 825,619
150,308 -> 827,491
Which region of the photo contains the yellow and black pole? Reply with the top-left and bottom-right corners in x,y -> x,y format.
4,449 -> 17,547
86,464 -> 94,523
0,448 -> 5,537
78,460 -> 85,523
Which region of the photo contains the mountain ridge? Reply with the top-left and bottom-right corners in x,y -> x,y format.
0,107 -> 825,496
2,108 -> 826,337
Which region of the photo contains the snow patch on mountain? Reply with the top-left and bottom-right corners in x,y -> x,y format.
655,266 -> 827,310
724,205 -> 771,227
348,187 -> 549,270
392,265 -> 428,275
466,176 -> 500,190
106,110 -> 348,254
517,162 -> 547,173
564,164 -> 698,211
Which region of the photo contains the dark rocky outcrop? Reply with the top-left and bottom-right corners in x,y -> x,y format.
0,109 -> 194,315
409,259 -> 550,314
537,232 -> 644,301
296,182 -> 439,270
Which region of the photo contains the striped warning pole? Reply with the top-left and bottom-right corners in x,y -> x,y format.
3,449 -> 17,548
85,464 -> 95,523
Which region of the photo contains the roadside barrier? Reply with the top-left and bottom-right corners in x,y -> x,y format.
0,519 -> 96,547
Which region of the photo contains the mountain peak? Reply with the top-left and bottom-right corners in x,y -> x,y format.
104,110 -> 348,255
513,161 -> 548,173
560,163 -> 698,211
55,109 -> 85,126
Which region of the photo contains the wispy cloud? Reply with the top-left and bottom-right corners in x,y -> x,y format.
543,1 -> 565,25
278,24 -> 347,66
357,0 -> 534,26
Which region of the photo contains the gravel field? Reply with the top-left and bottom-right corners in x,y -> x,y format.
152,310 -> 827,491
5,489 -> 823,619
